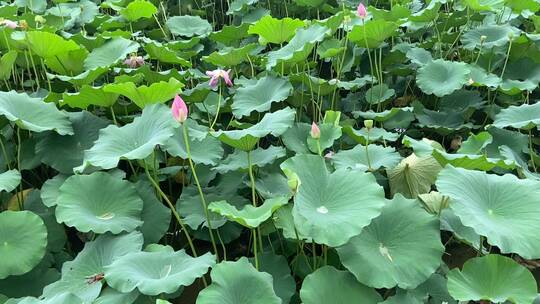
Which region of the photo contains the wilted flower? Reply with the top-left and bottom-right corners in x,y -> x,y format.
0,19 -> 17,29
310,122 -> 321,139
206,69 -> 233,88
171,94 -> 188,123
123,54 -> 144,68
357,3 -> 367,19
34,15 -> 46,25
18,20 -> 28,30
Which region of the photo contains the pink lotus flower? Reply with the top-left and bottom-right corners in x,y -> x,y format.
0,19 -> 17,29
205,69 -> 233,88
357,3 -> 367,19
310,122 -> 321,139
171,94 -> 188,123
123,55 -> 144,68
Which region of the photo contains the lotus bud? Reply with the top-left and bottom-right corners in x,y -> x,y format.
283,168 -> 301,194
357,3 -> 367,19
0,19 -> 17,29
310,122 -> 321,139
364,119 -> 374,130
171,94 -> 188,123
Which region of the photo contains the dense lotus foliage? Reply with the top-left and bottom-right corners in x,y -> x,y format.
1,0 -> 540,303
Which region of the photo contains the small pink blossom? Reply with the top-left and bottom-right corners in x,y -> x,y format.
0,19 -> 17,29
310,122 -> 321,139
171,94 -> 188,123
123,55 -> 144,68
205,69 -> 233,88
357,3 -> 367,19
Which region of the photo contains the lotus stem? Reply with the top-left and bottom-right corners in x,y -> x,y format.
182,124 -> 222,261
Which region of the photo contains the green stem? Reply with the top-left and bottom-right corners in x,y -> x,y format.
247,150 -> 257,207
143,164 -> 200,260
365,130 -> 372,171
210,85 -> 222,130
182,124 -> 221,261
252,228 -> 259,270
0,135 -> 11,170
316,139 -> 322,156
15,127 -> 22,210
529,129 -> 537,173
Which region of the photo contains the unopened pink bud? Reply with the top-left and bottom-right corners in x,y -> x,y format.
171,94 -> 188,123
310,122 -> 321,139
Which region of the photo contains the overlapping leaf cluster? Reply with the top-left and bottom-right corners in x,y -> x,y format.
1,0 -> 540,303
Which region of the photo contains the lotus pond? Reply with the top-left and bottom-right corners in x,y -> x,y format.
1,0 -> 540,303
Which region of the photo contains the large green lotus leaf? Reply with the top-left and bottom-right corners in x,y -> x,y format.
387,154 -> 442,199
212,107 -> 296,151
365,84 -> 395,104
458,132 -> 493,154
415,109 -> 472,135
56,172 -> 143,234
410,273 -> 457,304
47,0 -> 98,29
209,23 -> 250,45
247,253 -> 295,304
492,102 -> 540,130
440,209 -> 481,248
105,251 -> 215,296
84,37 -> 139,70
213,146 -> 285,173
196,257 -> 281,304
266,24 -> 330,69
166,16 -> 212,37
104,78 -> 184,108
35,111 -> 109,174
0,169 -> 20,192
468,65 -> 501,88
209,196 -> 289,228
143,41 -> 192,67
202,43 -> 258,67
0,211 -> 47,279
416,59 -> 470,97
447,255 -> 536,304
461,24 -> 520,50
226,0 -> 259,14
78,104 -> 176,171
6,293 -> 83,304
0,258 -> 59,298
40,175 -> 67,208
332,144 -> 402,171
164,120 -> 223,166
337,195 -> 444,289
14,0 -> 46,12
281,154 -> 386,246
464,0 -> 505,11
24,190 -> 67,253
255,171 -> 290,199
248,15 -> 305,45
0,91 -> 73,135
47,67 -> 109,87
380,291 -> 421,304
343,126 -> 399,145
232,76 -> 292,118
431,149 -> 515,171
354,107 -> 413,122
0,50 -> 18,80
349,20 -> 398,49
25,31 -> 81,58
93,288 -> 139,304
281,123 -> 311,154
272,204 -> 311,241
300,266 -> 381,304
437,166 -> 540,259
43,232 -> 143,303
135,180 -> 171,245
61,85 -> 119,109
120,0 -> 157,21
44,47 -> 88,75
